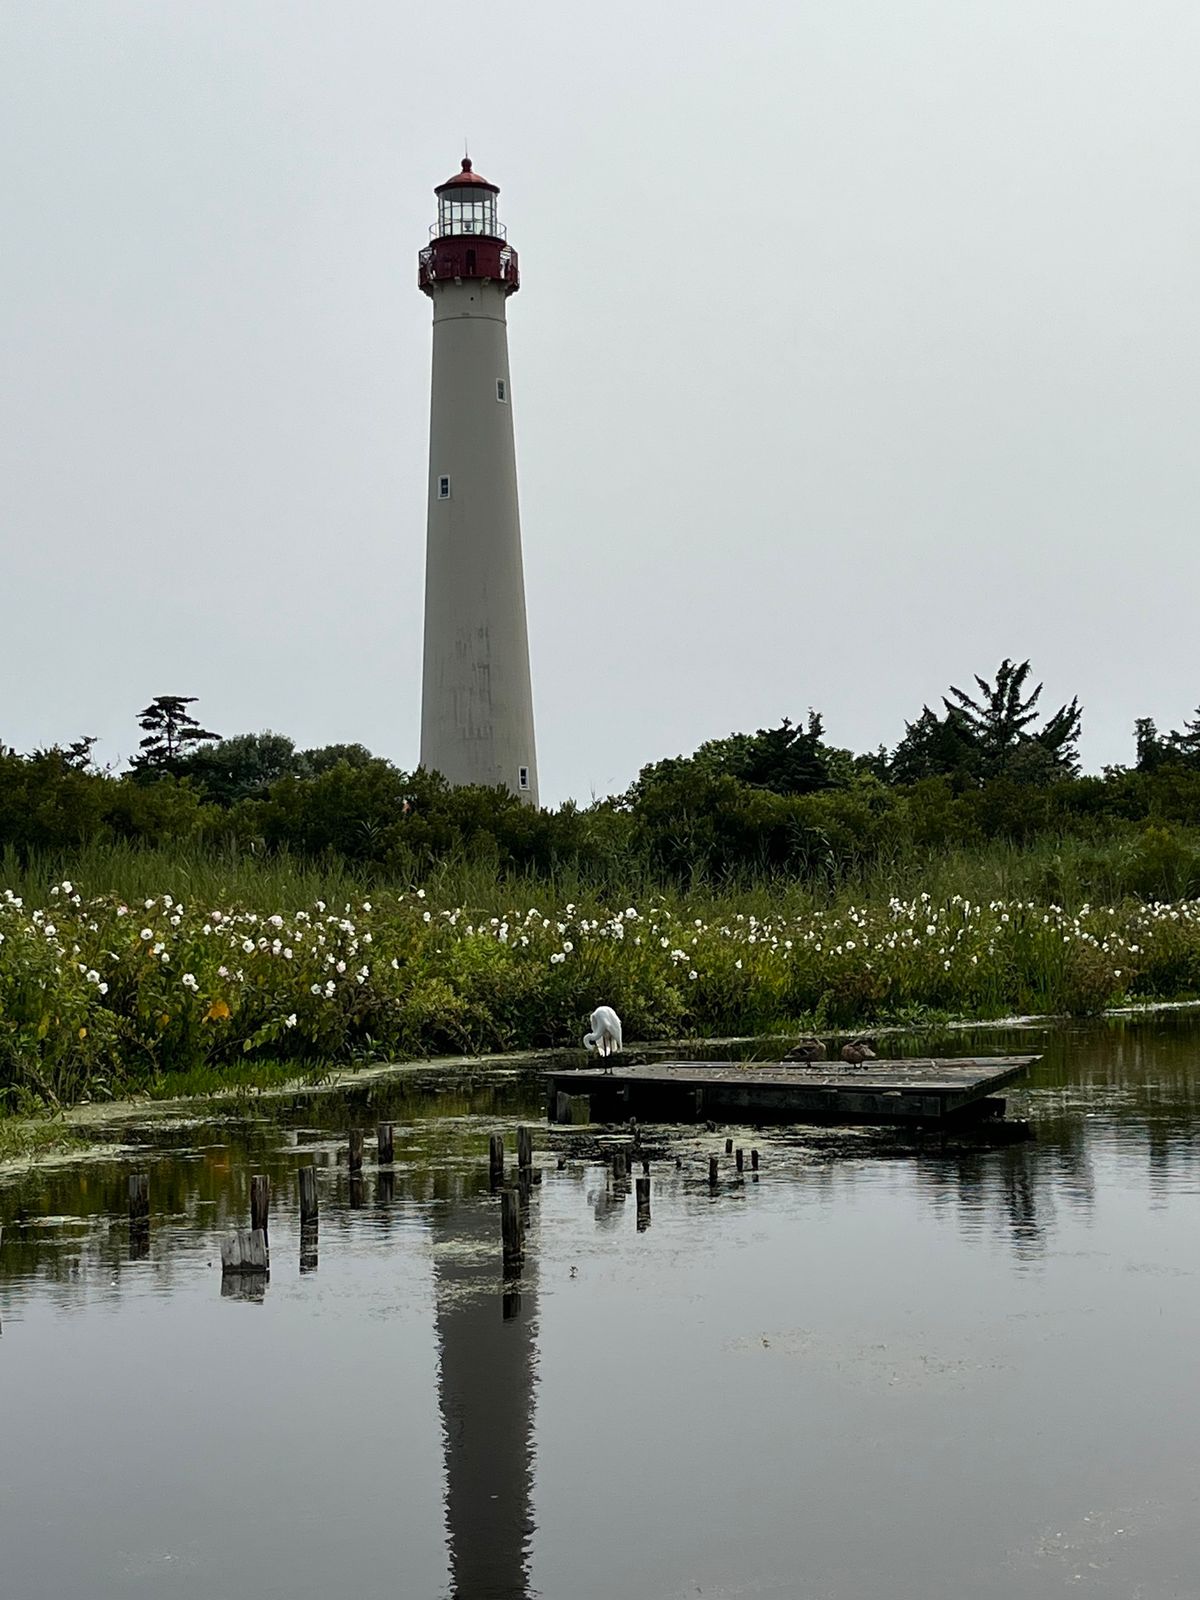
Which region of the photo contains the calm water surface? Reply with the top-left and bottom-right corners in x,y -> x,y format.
2,1017 -> 1199,1599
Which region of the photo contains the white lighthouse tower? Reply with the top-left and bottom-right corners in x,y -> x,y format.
418,156 -> 538,806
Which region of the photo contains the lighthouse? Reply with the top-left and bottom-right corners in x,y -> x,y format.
418,157 -> 539,806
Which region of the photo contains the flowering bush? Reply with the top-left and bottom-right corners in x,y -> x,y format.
3,881 -> 1200,1107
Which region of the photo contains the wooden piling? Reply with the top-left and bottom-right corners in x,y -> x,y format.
349,1130 -> 364,1172
725,1137 -> 733,1155
501,1187 -> 524,1271
635,1175 -> 650,1221
517,1125 -> 533,1170
250,1174 -> 270,1238
489,1133 -> 505,1187
298,1164 -> 319,1223
612,1150 -> 627,1182
377,1122 -> 394,1165
751,1149 -> 760,1172
128,1172 -> 149,1226
735,1147 -> 744,1173
709,1154 -> 719,1188
554,1091 -> 570,1124
221,1228 -> 269,1275
641,1155 -> 650,1175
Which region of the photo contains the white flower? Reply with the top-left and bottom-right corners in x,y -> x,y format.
689,969 -> 698,980
285,1013 -> 297,1028
550,952 -> 565,965
336,960 -> 346,974
182,973 -> 199,991
310,984 -> 322,995
98,981 -> 109,995
217,965 -> 229,979
140,928 -> 153,941
735,959 -> 743,970
243,939 -> 255,954
562,940 -> 573,953
416,889 -> 426,900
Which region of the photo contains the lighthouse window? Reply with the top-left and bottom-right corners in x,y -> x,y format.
438,191 -> 498,238
518,766 -> 530,790
496,380 -> 507,402
437,476 -> 451,499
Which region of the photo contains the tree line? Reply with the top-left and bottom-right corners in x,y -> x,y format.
3,667 -> 1200,889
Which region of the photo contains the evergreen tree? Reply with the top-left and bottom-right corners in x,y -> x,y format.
943,659 -> 1081,780
131,696 -> 219,777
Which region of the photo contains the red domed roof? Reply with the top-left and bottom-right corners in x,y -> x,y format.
434,157 -> 499,196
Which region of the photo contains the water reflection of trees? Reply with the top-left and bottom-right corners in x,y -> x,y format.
5,1011 -> 1200,1296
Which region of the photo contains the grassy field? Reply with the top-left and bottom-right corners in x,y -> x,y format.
2,840 -> 1199,1111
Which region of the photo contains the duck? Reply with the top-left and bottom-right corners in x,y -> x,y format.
784,1036 -> 827,1065
583,1005 -> 623,1074
840,1038 -> 877,1069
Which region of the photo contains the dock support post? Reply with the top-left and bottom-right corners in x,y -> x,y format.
348,1130 -> 364,1172
709,1155 -> 719,1189
298,1164 -> 318,1223
377,1122 -> 394,1165
489,1133 -> 505,1188
751,1149 -> 759,1172
250,1174 -> 270,1238
725,1137 -> 733,1155
635,1175 -> 651,1230
501,1188 -> 524,1272
128,1172 -> 150,1258
517,1126 -> 533,1171
735,1147 -> 744,1174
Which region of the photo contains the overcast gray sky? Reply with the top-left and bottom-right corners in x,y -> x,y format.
3,1 -> 1197,802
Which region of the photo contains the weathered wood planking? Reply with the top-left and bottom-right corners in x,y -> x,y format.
547,1056 -> 1037,1124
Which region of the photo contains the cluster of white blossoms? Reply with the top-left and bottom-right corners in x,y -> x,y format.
3,882 -> 1200,1060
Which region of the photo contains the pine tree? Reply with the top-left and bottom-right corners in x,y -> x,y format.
132,696 -> 219,776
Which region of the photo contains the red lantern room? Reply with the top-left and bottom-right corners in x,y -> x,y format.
418,157 -> 520,295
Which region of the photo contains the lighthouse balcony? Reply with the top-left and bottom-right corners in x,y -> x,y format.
419,238 -> 520,294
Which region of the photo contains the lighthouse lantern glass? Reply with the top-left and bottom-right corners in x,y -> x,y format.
438,190 -> 498,238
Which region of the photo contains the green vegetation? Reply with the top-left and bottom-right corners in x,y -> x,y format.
2,863 -> 1200,1114
3,660 -> 1200,1112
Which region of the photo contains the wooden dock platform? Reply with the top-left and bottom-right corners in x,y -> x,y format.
547,1057 -> 1038,1125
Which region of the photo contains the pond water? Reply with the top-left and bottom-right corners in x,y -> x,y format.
2,1015 -> 1199,1600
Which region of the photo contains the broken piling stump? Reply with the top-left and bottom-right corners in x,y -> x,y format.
221,1228 -> 269,1276
501,1188 -> 524,1271
377,1122 -> 394,1165
349,1130 -> 364,1172
298,1164 -> 318,1223
489,1133 -> 505,1188
250,1174 -> 270,1238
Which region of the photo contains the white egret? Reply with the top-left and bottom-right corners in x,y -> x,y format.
583,1006 -> 623,1073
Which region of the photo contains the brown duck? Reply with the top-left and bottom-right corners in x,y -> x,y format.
784,1036 -> 827,1064
840,1038 -> 877,1068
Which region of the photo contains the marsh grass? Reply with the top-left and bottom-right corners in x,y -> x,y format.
3,839 -> 1200,1113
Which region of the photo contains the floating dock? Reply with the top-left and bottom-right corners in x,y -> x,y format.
547,1057 -> 1038,1125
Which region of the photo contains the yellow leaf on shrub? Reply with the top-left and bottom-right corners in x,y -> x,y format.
78,1027 -> 88,1040
205,999 -> 231,1023
158,1012 -> 171,1029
